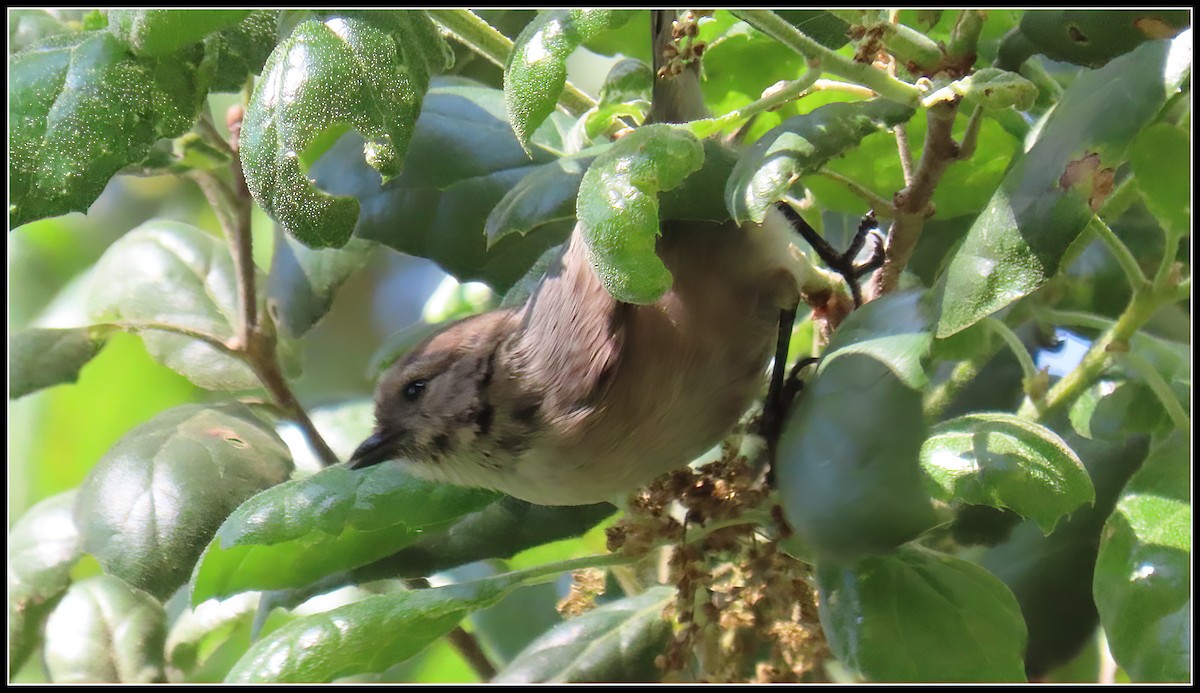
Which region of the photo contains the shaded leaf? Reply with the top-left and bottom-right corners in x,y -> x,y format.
818,546 -> 1027,682
1069,378 -> 1173,441
8,491 -> 83,674
937,37 -> 1183,337
267,230 -> 375,338
485,147 -> 604,248
108,9 -> 251,55
9,327 -> 109,399
577,123 -> 704,303
9,31 -> 205,228
43,575 -> 167,683
496,587 -> 674,683
310,79 -> 575,291
192,463 -> 497,604
76,403 -> 293,599
85,220 -> 258,390
777,292 -> 937,558
241,13 -> 449,248
504,10 -> 636,145
1129,123 -> 1191,237
726,99 -> 914,224
921,412 -> 1095,533
225,570 -> 538,682
203,10 -> 280,93
1094,431 -> 1190,682
1000,10 -> 1191,69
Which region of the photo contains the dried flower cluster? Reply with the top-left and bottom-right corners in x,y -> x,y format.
607,438 -> 828,682
657,10 -> 711,79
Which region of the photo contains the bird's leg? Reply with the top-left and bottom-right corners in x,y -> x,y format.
774,203 -> 886,307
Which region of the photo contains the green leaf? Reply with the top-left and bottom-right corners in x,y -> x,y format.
225,572 -> 529,682
43,575 -> 167,683
1129,123 -> 1191,237
936,37 -> 1183,337
165,593 -> 259,683
9,327 -> 109,399
777,292 -> 937,558
1002,10 -> 1191,69
1094,431 -> 1191,682
309,79 -> 575,291
577,123 -> 704,304
85,220 -> 259,390
726,99 -> 914,224
495,587 -> 674,683
921,412 -> 1095,533
266,230 -> 375,338
354,497 -> 617,583
818,546 -> 1028,682
241,13 -> 449,248
75,403 -> 293,599
504,9 -> 636,146
1069,378 -> 1173,441
8,491 -> 83,674
8,10 -> 73,53
485,147 -> 604,248
203,10 -> 280,93
9,31 -> 205,228
192,463 -> 497,604
108,9 -> 252,55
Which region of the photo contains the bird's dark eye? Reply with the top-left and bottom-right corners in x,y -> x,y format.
403,379 -> 427,401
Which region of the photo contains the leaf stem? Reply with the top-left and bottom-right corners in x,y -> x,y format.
895,124 -> 914,185
428,9 -> 596,116
983,316 -> 1040,388
817,168 -> 895,216
830,9 -> 943,74
688,67 -> 822,139
733,9 -> 922,108
1123,351 -> 1191,431
1089,216 -> 1149,292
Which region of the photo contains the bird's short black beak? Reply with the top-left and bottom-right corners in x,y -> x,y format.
347,431 -> 396,469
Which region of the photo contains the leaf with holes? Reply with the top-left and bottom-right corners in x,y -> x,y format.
9,31 -> 206,228
240,13 -> 450,248
43,576 -> 167,684
937,36 -> 1185,337
999,9 -> 1191,69
1094,432 -> 1191,682
75,404 -> 292,599
921,413 -> 1095,533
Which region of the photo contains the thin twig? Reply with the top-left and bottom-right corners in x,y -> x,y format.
816,168 -> 895,217
1089,216 -> 1150,291
447,628 -> 499,681
1123,351 -> 1191,431
894,124 -> 914,186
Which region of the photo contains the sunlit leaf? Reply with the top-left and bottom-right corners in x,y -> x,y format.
43,576 -> 167,683
9,327 -> 109,399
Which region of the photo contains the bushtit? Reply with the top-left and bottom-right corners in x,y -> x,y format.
349,11 -> 816,504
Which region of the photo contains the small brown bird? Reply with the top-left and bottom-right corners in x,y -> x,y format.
348,11 -> 814,505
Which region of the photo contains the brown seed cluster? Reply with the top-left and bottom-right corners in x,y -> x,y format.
657,10 -> 710,79
557,567 -> 608,619
609,440 -> 828,682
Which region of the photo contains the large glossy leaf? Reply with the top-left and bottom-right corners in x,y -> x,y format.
241,13 -> 450,248
577,123 -> 704,303
43,576 -> 167,683
75,403 -> 293,599
9,327 -> 109,399
818,546 -> 1027,682
225,570 -> 539,682
777,292 -> 937,558
9,31 -> 205,228
921,412 -> 1094,533
191,463 -> 498,604
85,220 -> 258,390
108,9 -> 251,55
726,99 -> 915,224
937,36 -> 1185,337
495,587 -> 674,683
309,79 -> 577,291
1093,432 -> 1190,682
484,146 -> 604,248
504,9 -> 636,145
8,491 -> 83,673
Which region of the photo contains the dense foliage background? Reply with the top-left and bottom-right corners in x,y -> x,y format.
8,9 -> 1192,683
